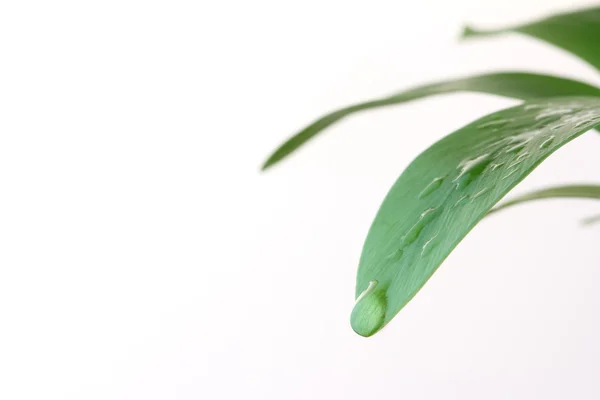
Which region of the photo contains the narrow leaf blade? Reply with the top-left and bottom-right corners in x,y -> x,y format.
489,184 -> 600,214
462,6 -> 600,71
263,73 -> 600,169
352,97 -> 600,337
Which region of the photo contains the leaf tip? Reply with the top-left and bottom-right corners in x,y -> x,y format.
260,154 -> 279,171
460,25 -> 479,40
260,161 -> 272,172
350,281 -> 387,337
581,214 -> 600,226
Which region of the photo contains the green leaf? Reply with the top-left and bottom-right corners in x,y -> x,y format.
263,73 -> 600,169
462,6 -> 600,71
351,96 -> 600,337
583,214 -> 600,225
488,184 -> 600,215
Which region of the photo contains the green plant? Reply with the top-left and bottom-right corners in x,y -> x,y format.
263,5 -> 600,337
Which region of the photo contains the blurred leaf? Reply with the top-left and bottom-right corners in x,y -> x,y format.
263,73 -> 600,169
488,184 -> 600,215
462,6 -> 600,71
351,97 -> 600,337
582,215 -> 600,225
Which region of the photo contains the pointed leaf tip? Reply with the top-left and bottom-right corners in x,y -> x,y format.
460,25 -> 478,39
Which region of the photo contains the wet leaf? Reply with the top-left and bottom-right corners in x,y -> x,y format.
351,97 -> 600,337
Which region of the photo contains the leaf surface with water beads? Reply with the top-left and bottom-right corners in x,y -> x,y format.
462,6 -> 600,72
262,73 -> 600,169
351,97 -> 600,337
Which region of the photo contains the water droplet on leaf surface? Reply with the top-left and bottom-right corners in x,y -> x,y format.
539,136 -> 554,149
418,177 -> 444,199
453,154 -> 491,187
351,281 -> 387,337
401,208 -> 438,245
490,162 -> 505,171
454,194 -> 470,207
471,188 -> 489,199
477,119 -> 508,130
421,235 -> 439,257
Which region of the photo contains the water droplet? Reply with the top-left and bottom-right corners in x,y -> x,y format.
385,248 -> 403,262
508,161 -> 520,169
524,104 -> 543,111
401,208 -> 438,245
508,152 -> 529,168
535,115 -> 563,126
421,235 -> 439,257
505,142 -> 527,154
454,194 -> 470,207
535,108 -> 571,122
421,208 -> 436,218
502,169 -> 518,180
418,177 -> 444,199
505,130 -> 543,149
454,154 -> 491,187
351,280 -> 387,337
471,188 -> 489,199
490,162 -> 505,171
477,119 -> 508,130
539,136 -> 554,149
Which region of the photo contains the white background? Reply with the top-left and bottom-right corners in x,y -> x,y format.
1,0 -> 600,398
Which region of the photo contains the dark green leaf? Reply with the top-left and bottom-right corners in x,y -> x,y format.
263,73 -> 600,169
462,6 -> 600,71
488,184 -> 600,214
351,97 -> 600,337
